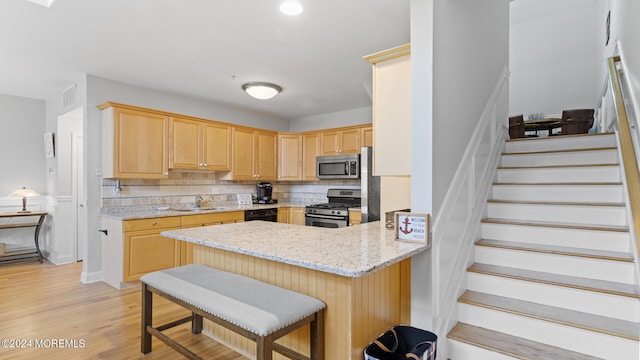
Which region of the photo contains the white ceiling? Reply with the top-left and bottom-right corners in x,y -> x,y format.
0,0 -> 410,120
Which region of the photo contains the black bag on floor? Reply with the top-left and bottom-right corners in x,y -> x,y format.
364,325 -> 437,360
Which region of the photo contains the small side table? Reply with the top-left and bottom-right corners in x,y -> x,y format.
0,211 -> 48,264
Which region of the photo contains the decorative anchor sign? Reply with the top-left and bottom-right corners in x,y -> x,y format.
394,212 -> 431,245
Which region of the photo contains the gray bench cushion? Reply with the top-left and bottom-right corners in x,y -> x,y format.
140,264 -> 326,337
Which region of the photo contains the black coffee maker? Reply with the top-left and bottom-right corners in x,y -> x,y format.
255,182 -> 275,203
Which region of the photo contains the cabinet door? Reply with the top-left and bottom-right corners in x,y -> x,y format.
113,107 -> 168,178
303,133 -> 321,181
230,127 -> 256,180
277,207 -> 291,223
124,228 -> 180,281
169,117 -> 202,170
349,210 -> 362,226
320,130 -> 340,155
255,131 -> 277,180
290,207 -> 306,225
340,128 -> 362,154
362,126 -> 373,148
278,134 -> 302,181
203,122 -> 232,171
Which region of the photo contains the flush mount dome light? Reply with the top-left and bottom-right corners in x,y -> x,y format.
242,82 -> 282,100
280,0 -> 303,16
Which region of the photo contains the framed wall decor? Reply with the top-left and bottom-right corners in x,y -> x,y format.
395,212 -> 431,246
44,132 -> 55,159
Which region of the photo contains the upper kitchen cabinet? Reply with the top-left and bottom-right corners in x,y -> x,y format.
278,133 -> 303,181
99,102 -> 169,179
221,127 -> 277,181
362,125 -> 373,147
364,44 -> 411,176
302,132 -> 321,181
320,126 -> 363,155
169,117 -> 231,171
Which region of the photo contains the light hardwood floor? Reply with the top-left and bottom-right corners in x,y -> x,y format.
0,261 -> 247,359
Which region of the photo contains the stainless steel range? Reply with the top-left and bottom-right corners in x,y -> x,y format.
305,189 -> 361,228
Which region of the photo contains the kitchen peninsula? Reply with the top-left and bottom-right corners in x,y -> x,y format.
161,220 -> 428,359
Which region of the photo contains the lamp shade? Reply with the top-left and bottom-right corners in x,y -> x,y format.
9,186 -> 40,212
242,82 -> 282,100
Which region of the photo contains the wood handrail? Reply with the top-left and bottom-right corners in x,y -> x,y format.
607,56 -> 640,258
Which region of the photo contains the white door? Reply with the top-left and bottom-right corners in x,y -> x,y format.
72,133 -> 86,261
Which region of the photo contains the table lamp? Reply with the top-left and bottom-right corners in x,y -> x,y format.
9,186 -> 40,213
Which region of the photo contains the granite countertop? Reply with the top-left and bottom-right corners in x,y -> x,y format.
101,202 -> 313,220
161,221 -> 429,278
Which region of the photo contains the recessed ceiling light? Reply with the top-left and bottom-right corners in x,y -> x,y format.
25,0 -> 56,7
242,82 -> 282,100
280,0 -> 303,16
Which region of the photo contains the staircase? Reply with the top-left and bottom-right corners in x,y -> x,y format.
447,133 -> 640,359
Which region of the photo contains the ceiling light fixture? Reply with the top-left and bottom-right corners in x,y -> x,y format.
242,82 -> 282,100
25,0 -> 56,7
280,0 -> 303,16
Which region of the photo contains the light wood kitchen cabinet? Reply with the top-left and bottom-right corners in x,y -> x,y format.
223,128 -> 277,181
277,207 -> 290,223
277,133 -> 303,181
349,209 -> 362,226
180,211 -> 244,265
290,207 -> 306,225
362,125 -> 373,147
169,117 -> 231,171
99,102 -> 169,179
303,132 -> 321,181
320,127 -> 362,155
364,44 -> 411,176
122,216 -> 181,282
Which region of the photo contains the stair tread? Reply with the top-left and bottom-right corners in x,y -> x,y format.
503,146 -> 617,156
506,132 -> 616,143
459,290 -> 640,340
482,218 -> 629,232
468,263 -> 640,298
493,182 -> 623,186
475,239 -> 633,262
499,163 -> 619,170
487,199 -> 626,207
448,322 -> 603,360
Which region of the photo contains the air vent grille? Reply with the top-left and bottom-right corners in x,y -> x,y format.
62,84 -> 76,110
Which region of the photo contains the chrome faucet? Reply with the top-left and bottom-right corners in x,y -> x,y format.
195,195 -> 203,208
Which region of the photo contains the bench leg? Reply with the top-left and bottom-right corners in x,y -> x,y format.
257,336 -> 273,360
191,312 -> 203,334
310,309 -> 325,360
141,283 -> 153,354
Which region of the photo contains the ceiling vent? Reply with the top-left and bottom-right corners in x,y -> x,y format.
62,84 -> 76,110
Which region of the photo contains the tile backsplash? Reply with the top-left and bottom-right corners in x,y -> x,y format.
101,172 -> 359,208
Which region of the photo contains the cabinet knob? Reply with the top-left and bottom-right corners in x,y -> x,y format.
203,163 -> 207,167
151,221 -> 158,226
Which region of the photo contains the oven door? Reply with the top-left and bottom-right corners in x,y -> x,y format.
305,213 -> 347,228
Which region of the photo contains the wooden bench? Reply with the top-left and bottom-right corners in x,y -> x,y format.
140,264 -> 326,360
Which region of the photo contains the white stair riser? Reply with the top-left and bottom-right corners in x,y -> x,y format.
492,184 -> 624,203
487,203 -> 627,227
457,303 -> 639,360
481,223 -> 631,252
506,135 -> 617,153
467,272 -> 640,321
474,247 -> 636,284
448,339 -> 520,360
501,150 -> 618,167
496,166 -> 621,183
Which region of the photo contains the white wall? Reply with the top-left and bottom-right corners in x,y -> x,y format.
288,106 -> 372,132
509,0 -> 604,118
0,94 -> 46,196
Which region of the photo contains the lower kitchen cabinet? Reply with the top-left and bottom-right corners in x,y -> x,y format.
290,207 -> 305,225
277,207 -> 290,223
101,211 -> 244,289
349,209 -> 362,226
180,211 -> 244,265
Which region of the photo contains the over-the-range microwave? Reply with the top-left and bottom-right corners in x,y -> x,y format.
316,154 -> 360,180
